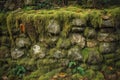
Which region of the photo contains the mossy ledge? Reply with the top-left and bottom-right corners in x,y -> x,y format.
0,6 -> 120,80
6,6 -> 120,44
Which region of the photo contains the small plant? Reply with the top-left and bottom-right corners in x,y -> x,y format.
12,65 -> 26,78
68,61 -> 85,75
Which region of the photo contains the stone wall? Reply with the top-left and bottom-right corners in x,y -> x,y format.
0,7 -> 120,80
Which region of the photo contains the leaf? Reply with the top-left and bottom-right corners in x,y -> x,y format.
68,61 -> 76,68
77,67 -> 85,75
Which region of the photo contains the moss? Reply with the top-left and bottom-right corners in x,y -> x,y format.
56,38 -> 71,49
115,61 -> 120,68
16,58 -> 36,67
23,70 -> 41,80
85,69 -> 96,79
81,48 -> 90,63
38,68 -> 62,80
89,10 -> 102,28
110,7 -> 120,26
94,71 -> 105,80
103,53 -> 115,59
7,13 -> 15,46
72,73 -> 84,80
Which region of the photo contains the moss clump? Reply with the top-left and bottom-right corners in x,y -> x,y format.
56,38 -> 71,49
81,48 -> 90,63
38,68 -> 62,80
23,70 -> 41,80
89,10 -> 102,28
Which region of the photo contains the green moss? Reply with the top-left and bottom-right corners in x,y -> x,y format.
115,61 -> 120,67
16,58 -> 36,67
89,10 -> 102,28
94,71 -> 105,80
38,68 -> 62,80
103,53 -> 115,59
23,70 -> 41,80
7,13 -> 15,46
81,48 -> 90,63
56,38 -> 71,49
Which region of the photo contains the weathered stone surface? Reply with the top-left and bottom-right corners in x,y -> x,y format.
70,34 -> 85,48
24,0 -> 34,5
101,20 -> 114,28
84,27 -> 97,38
99,42 -> 116,54
100,28 -> 116,33
97,32 -> 118,42
31,44 -> 46,58
86,39 -> 98,47
11,48 -> 25,59
49,49 -> 65,59
57,38 -> 71,49
32,45 -> 41,54
47,20 -> 60,34
103,53 -> 115,59
25,22 -> 37,42
82,48 -> 103,64
53,50 -> 64,59
72,19 -> 85,26
68,47 -> 82,61
43,36 -> 58,48
15,37 -> 31,48
87,48 -> 103,64
71,27 -> 85,32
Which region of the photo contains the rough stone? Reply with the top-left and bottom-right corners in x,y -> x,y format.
68,47 -> 82,61
97,32 -> 118,42
53,50 -> 64,59
87,48 -> 103,64
86,39 -> 98,47
57,38 -> 71,49
15,37 -> 31,48
47,20 -> 60,34
100,28 -> 116,33
71,27 -> 85,32
101,19 -> 114,28
31,44 -> 46,59
11,48 -> 25,59
99,42 -> 116,54
84,27 -> 97,38
70,34 -> 85,48
72,19 -> 85,26
24,0 -> 34,5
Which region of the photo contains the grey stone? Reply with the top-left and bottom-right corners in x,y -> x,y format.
70,34 -> 85,48
84,27 -> 97,38
68,47 -> 82,61
11,48 -> 25,59
31,44 -> 46,59
99,42 -> 116,54
72,19 -> 85,26
86,40 -> 98,48
24,0 -> 34,5
57,38 -> 71,49
100,28 -> 116,33
71,27 -> 85,32
53,50 -> 64,59
47,20 -> 60,34
15,37 -> 31,48
87,48 -> 103,64
101,20 -> 114,28
97,32 -> 118,42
